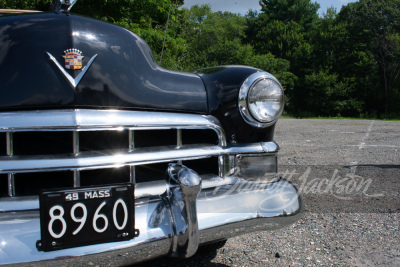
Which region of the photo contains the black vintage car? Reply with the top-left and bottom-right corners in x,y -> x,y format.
0,1 -> 302,265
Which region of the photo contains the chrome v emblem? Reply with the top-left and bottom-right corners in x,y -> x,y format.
46,51 -> 97,89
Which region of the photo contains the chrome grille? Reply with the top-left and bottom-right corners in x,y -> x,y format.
0,110 -> 225,198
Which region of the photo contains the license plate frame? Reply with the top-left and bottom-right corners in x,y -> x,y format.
37,183 -> 136,252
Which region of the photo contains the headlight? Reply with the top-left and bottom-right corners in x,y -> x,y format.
238,72 -> 284,128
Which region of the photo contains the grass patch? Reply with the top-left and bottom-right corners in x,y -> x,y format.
281,112 -> 400,121
281,116 -> 400,121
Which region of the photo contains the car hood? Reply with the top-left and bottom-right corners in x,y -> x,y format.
0,12 -> 207,113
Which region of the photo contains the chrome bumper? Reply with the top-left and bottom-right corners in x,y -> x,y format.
0,174 -> 302,266
0,110 -> 303,265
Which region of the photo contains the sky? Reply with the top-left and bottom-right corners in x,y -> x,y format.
181,0 -> 358,16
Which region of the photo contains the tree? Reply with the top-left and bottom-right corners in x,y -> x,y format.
176,5 -> 296,93
179,5 -> 248,68
375,34 -> 400,114
245,1 -> 318,114
338,0 -> 400,115
259,0 -> 320,31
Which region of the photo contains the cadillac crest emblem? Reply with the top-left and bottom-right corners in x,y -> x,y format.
46,49 -> 98,89
63,48 -> 83,70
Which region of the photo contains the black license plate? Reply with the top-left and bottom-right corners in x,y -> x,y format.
38,184 -> 135,251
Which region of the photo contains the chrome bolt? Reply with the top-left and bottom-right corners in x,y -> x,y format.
52,241 -> 57,246
122,233 -> 129,237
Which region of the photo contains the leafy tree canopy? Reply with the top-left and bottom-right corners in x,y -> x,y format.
338,0 -> 400,114
259,0 -> 320,30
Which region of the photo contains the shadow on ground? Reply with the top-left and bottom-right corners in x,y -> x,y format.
131,248 -> 229,267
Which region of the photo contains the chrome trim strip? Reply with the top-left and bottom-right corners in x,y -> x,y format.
73,132 -> 80,187
130,166 -> 135,184
129,130 -> 134,151
218,156 -> 225,177
177,129 -> 182,147
0,145 -> 220,173
0,142 -> 278,174
0,179 -> 302,266
0,196 -> 38,212
129,130 -> 136,183
73,170 -> 80,187
177,129 -> 183,164
6,132 -> 15,196
0,110 -> 226,147
6,132 -> 13,156
0,109 -> 216,131
7,173 -> 15,197
73,132 -> 79,156
238,72 -> 284,128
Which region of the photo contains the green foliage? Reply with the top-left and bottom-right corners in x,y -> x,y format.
74,0 -> 183,25
253,19 -> 305,59
1,0 -> 51,10
178,5 -> 248,68
259,0 -> 320,30
246,0 -> 400,117
303,70 -> 362,117
337,0 -> 400,115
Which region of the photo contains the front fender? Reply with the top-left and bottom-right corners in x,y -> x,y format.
196,66 -> 276,144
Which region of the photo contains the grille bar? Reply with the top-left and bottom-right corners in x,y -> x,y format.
0,110 -> 226,146
177,129 -> 182,147
177,129 -> 182,165
0,145 -> 223,173
6,132 -> 14,196
0,144 -> 271,174
6,132 -> 13,156
73,132 -> 80,187
73,170 -> 80,187
129,130 -> 135,183
129,130 -> 134,151
73,132 -> 79,156
7,174 -> 14,197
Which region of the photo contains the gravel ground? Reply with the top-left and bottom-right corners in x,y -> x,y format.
134,119 -> 400,267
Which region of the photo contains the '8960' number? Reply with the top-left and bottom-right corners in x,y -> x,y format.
48,200 -> 128,239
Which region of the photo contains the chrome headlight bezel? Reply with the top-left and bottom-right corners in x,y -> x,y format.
238,72 -> 284,128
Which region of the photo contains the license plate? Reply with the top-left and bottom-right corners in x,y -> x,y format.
37,184 -> 135,251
